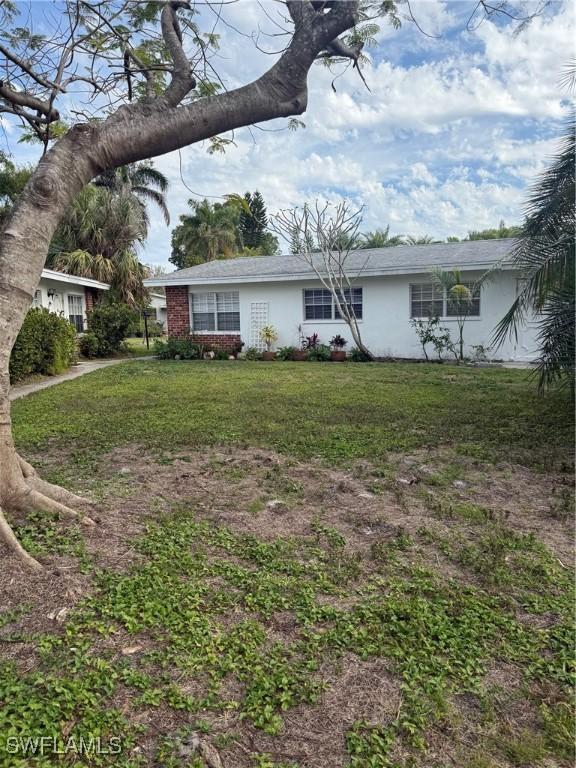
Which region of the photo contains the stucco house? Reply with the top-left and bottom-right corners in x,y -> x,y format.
144,239 -> 537,361
34,268 -> 110,332
34,271 -> 168,333
149,292 -> 167,329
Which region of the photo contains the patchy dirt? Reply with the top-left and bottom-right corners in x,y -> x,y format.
223,655 -> 401,768
0,444 -> 573,768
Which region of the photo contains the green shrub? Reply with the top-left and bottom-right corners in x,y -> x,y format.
277,346 -> 297,361
349,346 -> 371,362
9,308 -> 77,382
78,332 -> 100,359
85,303 -> 136,357
154,338 -> 203,360
307,344 -> 331,362
213,349 -> 230,361
245,347 -> 261,360
134,316 -> 164,338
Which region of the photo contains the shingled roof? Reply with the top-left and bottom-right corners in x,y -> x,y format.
145,238 -> 516,287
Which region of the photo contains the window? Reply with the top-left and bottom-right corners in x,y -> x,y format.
191,291 -> 240,332
446,282 -> 480,317
336,288 -> 363,320
68,294 -> 84,332
410,283 -> 481,318
304,288 -> 363,321
410,284 -> 443,318
32,289 -> 42,308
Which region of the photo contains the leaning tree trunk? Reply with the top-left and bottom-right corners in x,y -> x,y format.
0,1 -> 360,568
0,138 -> 100,568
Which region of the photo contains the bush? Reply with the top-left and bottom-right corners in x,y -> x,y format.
277,346 -> 297,361
244,347 -> 261,360
84,303 -> 136,357
10,308 -> 77,382
349,346 -> 371,362
213,349 -> 230,361
154,337 -> 203,360
78,332 -> 100,359
307,343 -> 331,362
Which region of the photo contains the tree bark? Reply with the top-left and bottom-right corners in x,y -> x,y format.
0,1 -> 359,567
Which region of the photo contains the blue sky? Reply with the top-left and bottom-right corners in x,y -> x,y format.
2,0 -> 573,270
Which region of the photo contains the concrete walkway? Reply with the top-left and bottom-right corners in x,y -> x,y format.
10,358 -> 146,401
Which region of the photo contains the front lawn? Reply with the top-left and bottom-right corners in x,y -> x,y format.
11,360 -> 572,469
2,361 -> 574,768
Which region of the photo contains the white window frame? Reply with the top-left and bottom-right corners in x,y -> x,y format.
410,282 -> 481,320
302,287 -> 363,323
189,291 -> 240,334
67,293 -> 85,332
32,289 -> 43,308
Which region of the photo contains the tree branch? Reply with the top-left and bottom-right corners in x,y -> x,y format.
0,82 -> 60,121
160,0 -> 197,106
0,44 -> 66,93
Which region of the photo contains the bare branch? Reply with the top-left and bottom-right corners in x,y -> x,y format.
0,82 -> 60,120
271,201 -> 374,359
0,44 -> 66,92
160,0 -> 197,106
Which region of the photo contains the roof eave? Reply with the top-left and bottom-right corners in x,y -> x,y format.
41,268 -> 110,290
144,259 -> 515,288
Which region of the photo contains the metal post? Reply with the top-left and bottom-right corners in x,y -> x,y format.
144,311 -> 150,350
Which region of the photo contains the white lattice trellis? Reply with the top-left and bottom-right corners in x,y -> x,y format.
249,302 -> 269,351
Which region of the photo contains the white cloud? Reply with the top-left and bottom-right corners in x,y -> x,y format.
4,1 -> 572,269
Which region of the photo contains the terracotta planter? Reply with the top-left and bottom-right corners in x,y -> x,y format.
292,350 -> 307,361
330,350 -> 347,362
261,351 -> 276,361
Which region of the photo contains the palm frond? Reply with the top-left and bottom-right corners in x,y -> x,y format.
493,108 -> 575,389
132,186 -> 170,224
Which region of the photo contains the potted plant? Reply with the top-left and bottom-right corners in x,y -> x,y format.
259,325 -> 278,360
293,346 -> 307,361
329,334 -> 348,361
294,332 -> 319,361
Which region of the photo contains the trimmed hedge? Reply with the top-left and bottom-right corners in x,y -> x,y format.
10,308 -> 77,382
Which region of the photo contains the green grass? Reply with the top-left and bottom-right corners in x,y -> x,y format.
121,337 -> 160,356
11,360 -> 573,470
3,360 -> 574,767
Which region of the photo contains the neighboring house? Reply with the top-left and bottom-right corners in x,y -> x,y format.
33,269 -> 109,332
149,292 -> 167,329
144,239 -> 538,361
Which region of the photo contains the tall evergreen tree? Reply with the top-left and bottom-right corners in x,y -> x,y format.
239,191 -> 268,249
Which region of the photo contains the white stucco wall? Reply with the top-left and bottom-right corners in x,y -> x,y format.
187,269 -> 539,361
149,293 -> 167,328
34,277 -> 87,326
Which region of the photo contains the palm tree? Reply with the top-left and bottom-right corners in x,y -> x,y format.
94,162 -> 170,225
170,198 -> 239,269
431,267 -> 487,361
493,111 -> 575,390
405,234 -> 440,245
361,226 -> 404,248
48,185 -> 150,306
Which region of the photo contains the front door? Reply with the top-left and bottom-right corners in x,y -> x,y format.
249,302 -> 269,351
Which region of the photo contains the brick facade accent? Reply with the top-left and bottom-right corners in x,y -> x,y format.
84,287 -> 104,313
165,285 -> 191,336
190,334 -> 242,353
165,286 -> 242,352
